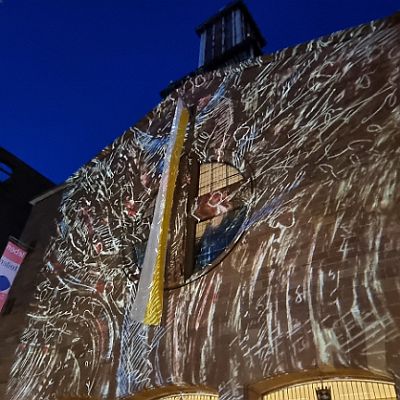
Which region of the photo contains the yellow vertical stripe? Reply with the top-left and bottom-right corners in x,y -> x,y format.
143,106 -> 189,325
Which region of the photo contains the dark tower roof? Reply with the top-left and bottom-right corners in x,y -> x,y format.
196,0 -> 266,46
196,0 -> 266,70
160,1 -> 266,98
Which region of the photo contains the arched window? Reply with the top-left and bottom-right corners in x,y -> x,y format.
128,160 -> 251,286
159,394 -> 218,400
60,396 -> 218,400
262,378 -> 396,400
191,162 -> 249,272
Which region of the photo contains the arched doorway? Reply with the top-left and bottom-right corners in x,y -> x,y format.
262,378 -> 396,400
60,394 -> 218,400
127,386 -> 219,400
248,370 -> 398,400
157,395 -> 218,400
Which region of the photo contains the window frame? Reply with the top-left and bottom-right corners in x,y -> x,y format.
0,161 -> 13,182
181,157 -> 253,282
247,369 -> 398,400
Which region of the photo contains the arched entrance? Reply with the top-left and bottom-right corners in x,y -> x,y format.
157,395 -> 218,400
127,386 -> 218,400
248,369 -> 397,400
59,394 -> 218,400
262,378 -> 396,400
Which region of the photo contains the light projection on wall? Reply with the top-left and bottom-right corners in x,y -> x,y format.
6,14 -> 400,400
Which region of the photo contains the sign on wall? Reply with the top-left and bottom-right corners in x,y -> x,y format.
0,240 -> 27,312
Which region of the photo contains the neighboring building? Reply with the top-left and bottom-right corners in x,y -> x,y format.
0,147 -> 54,254
1,4 -> 400,400
0,147 -> 55,397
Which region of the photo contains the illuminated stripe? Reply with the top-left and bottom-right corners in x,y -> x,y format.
131,98 -> 189,326
144,103 -> 189,325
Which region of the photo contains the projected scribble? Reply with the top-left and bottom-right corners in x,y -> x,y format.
7,16 -> 400,400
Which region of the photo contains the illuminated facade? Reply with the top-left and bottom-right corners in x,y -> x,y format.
2,9 -> 400,400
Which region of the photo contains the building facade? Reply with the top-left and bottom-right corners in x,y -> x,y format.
0,147 -> 54,254
2,11 -> 400,400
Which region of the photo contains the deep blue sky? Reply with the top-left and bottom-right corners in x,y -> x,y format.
1,0 -> 398,184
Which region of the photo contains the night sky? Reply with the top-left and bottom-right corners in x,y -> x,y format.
1,0 -> 398,184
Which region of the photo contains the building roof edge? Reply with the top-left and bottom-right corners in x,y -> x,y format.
29,183 -> 68,206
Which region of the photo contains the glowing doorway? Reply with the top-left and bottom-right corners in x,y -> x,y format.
263,378 -> 396,400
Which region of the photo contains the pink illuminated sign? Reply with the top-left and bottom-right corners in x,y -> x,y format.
0,241 -> 27,312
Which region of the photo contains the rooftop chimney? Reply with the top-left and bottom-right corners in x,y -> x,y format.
196,0 -> 266,71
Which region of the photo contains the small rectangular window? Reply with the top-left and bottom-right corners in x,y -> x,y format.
0,161 -> 13,182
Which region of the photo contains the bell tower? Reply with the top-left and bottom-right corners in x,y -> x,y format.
196,0 -> 266,70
